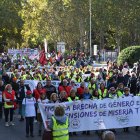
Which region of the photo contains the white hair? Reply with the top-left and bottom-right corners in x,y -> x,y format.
102,131 -> 115,140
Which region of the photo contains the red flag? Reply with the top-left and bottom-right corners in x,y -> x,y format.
39,50 -> 47,65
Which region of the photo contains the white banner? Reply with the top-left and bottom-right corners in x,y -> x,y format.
57,42 -> 65,53
23,80 -> 88,92
39,96 -> 140,132
8,48 -> 39,58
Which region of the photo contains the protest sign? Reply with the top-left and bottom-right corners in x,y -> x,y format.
39,96 -> 140,132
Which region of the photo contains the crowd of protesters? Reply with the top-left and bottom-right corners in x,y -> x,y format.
0,51 -> 140,138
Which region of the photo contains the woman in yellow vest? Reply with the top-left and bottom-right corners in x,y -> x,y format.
49,106 -> 69,140
3,84 -> 16,127
98,83 -> 108,98
67,89 -> 78,136
75,74 -> 82,83
116,83 -> 124,97
88,78 -> 97,94
92,90 -> 102,99
67,89 -> 79,102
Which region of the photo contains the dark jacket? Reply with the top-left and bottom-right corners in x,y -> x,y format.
18,85 -> 30,103
44,85 -> 56,100
124,74 -> 131,86
128,76 -> 137,95
11,82 -> 19,97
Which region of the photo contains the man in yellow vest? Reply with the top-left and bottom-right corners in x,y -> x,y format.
88,78 -> 98,95
49,106 -> 69,140
21,71 -> 27,80
116,83 -> 124,97
75,74 -> 82,83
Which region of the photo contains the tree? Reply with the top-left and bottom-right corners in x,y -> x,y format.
17,0 -> 140,51
0,0 -> 23,49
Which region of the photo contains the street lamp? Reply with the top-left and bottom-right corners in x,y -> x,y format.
89,0 -> 92,57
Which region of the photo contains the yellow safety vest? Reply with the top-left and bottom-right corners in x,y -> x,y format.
60,75 -> 64,81
38,74 -> 42,80
72,60 -> 76,65
52,116 -> 69,140
33,77 -> 37,80
22,74 -> 27,80
74,71 -> 77,75
109,93 -> 118,99
67,96 -> 79,102
116,90 -> 123,97
92,96 -> 100,100
88,84 -> 96,94
109,72 -> 113,77
67,72 -> 70,78
98,89 -> 107,98
75,77 -> 82,83
4,102 -> 13,109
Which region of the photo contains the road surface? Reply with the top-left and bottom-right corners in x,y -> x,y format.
0,114 -> 140,140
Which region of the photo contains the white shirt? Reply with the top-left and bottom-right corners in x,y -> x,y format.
22,97 -> 36,117
122,68 -> 129,76
122,93 -> 133,98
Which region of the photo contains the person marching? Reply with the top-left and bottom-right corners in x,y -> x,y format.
98,83 -> 108,99
92,90 -> 101,99
88,78 -> 98,95
58,79 -> 72,97
22,90 -> 36,137
136,92 -> 140,131
59,91 -> 68,102
122,87 -> 133,132
37,91 -> 49,136
101,131 -> 115,140
49,93 -> 60,103
67,89 -> 79,136
82,87 -> 92,135
49,106 -> 69,140
116,83 -> 124,97
77,82 -> 85,99
75,74 -> 83,83
33,82 -> 46,122
107,87 -> 118,99
44,79 -> 56,100
106,87 -> 118,133
67,89 -> 79,102
0,80 -> 5,120
2,84 -> 16,126
18,80 -> 30,121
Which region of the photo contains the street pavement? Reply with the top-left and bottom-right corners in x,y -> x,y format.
0,114 -> 140,140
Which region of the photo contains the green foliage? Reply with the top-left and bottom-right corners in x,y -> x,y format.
0,0 -> 23,48
0,0 -> 140,50
21,0 -> 140,50
117,46 -> 140,66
